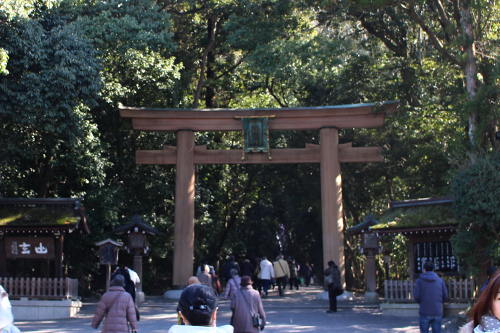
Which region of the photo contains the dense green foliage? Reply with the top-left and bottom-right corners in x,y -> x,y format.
0,0 -> 498,294
450,153 -> 500,278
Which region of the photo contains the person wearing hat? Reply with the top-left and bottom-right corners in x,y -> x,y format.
0,286 -> 21,333
230,276 -> 266,333
91,274 -> 138,333
169,284 -> 233,332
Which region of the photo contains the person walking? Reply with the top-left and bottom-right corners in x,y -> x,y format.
259,256 -> 274,298
223,256 -> 240,284
169,284 -> 233,333
197,265 -> 215,295
324,260 -> 342,313
253,258 -> 262,296
273,254 -> 290,297
224,269 -> 242,300
230,276 -> 266,333
114,266 -> 136,302
413,261 -> 448,333
91,275 -> 138,333
241,259 -> 255,278
288,260 -> 299,290
299,262 -> 312,287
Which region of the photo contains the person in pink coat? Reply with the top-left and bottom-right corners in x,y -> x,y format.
91,275 -> 138,333
230,276 -> 266,333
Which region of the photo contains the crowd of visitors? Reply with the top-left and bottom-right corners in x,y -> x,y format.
4,253 -> 500,333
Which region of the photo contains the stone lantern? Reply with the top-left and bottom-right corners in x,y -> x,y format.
95,238 -> 123,291
115,215 -> 161,302
347,213 -> 380,303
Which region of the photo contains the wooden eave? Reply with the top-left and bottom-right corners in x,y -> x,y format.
114,215 -> 161,236
119,101 -> 398,132
371,224 -> 458,235
0,198 -> 90,235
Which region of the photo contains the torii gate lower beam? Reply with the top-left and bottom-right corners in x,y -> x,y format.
119,101 -> 398,288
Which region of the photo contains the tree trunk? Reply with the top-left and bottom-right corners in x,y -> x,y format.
460,1 -> 479,147
193,17 -> 217,109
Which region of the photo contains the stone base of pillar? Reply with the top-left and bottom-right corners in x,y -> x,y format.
364,291 -> 380,303
164,289 -> 183,300
315,291 -> 354,301
136,291 -> 145,303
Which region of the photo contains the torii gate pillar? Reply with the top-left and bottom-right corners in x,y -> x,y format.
320,127 -> 345,286
173,130 -> 195,288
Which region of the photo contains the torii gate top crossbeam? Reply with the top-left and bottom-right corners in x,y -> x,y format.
119,101 -> 398,132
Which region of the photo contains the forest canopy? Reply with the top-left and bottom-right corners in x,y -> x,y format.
1,0 -> 499,294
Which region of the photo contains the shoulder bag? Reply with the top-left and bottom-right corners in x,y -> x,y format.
238,289 -> 263,330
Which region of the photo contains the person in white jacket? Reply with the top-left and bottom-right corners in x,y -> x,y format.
259,256 -> 274,298
0,286 -> 21,333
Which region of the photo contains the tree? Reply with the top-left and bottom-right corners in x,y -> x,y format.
450,153 -> 500,279
0,7 -> 103,198
312,0 -> 500,149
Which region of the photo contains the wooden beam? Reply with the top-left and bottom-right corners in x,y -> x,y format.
131,114 -> 386,131
121,101 -> 398,132
135,144 -> 382,165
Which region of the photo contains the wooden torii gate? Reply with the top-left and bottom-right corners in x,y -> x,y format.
120,101 -> 397,288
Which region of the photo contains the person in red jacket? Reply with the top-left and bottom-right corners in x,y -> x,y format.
91,274 -> 138,333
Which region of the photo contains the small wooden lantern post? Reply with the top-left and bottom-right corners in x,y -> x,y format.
95,239 -> 123,291
115,215 -> 161,302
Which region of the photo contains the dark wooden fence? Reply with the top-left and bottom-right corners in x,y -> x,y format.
384,278 -> 476,302
0,277 -> 78,300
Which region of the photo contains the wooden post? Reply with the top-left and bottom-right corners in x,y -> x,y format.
134,254 -> 143,293
320,127 -> 345,286
55,235 -> 64,279
173,130 -> 195,288
106,264 -> 111,291
0,236 -> 6,277
409,236 -> 415,279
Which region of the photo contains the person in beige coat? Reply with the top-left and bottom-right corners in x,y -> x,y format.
459,271 -> 500,333
91,275 -> 138,333
273,254 -> 290,297
230,276 -> 265,333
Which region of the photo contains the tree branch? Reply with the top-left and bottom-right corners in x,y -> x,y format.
433,0 -> 457,35
401,2 -> 461,67
359,15 -> 406,57
193,17 -> 217,108
265,76 -> 287,107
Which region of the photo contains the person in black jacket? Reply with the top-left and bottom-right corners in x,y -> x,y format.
324,261 -> 341,313
240,259 -> 255,278
114,266 -> 136,302
222,255 -> 240,284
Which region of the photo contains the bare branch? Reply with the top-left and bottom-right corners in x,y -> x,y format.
214,51 -> 250,81
193,17 -> 217,108
401,2 -> 461,67
433,0 -> 458,35
265,76 -> 287,108
359,15 -> 406,57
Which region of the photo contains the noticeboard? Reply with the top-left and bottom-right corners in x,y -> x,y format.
5,237 -> 55,259
414,241 -> 458,273
99,244 -> 120,265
